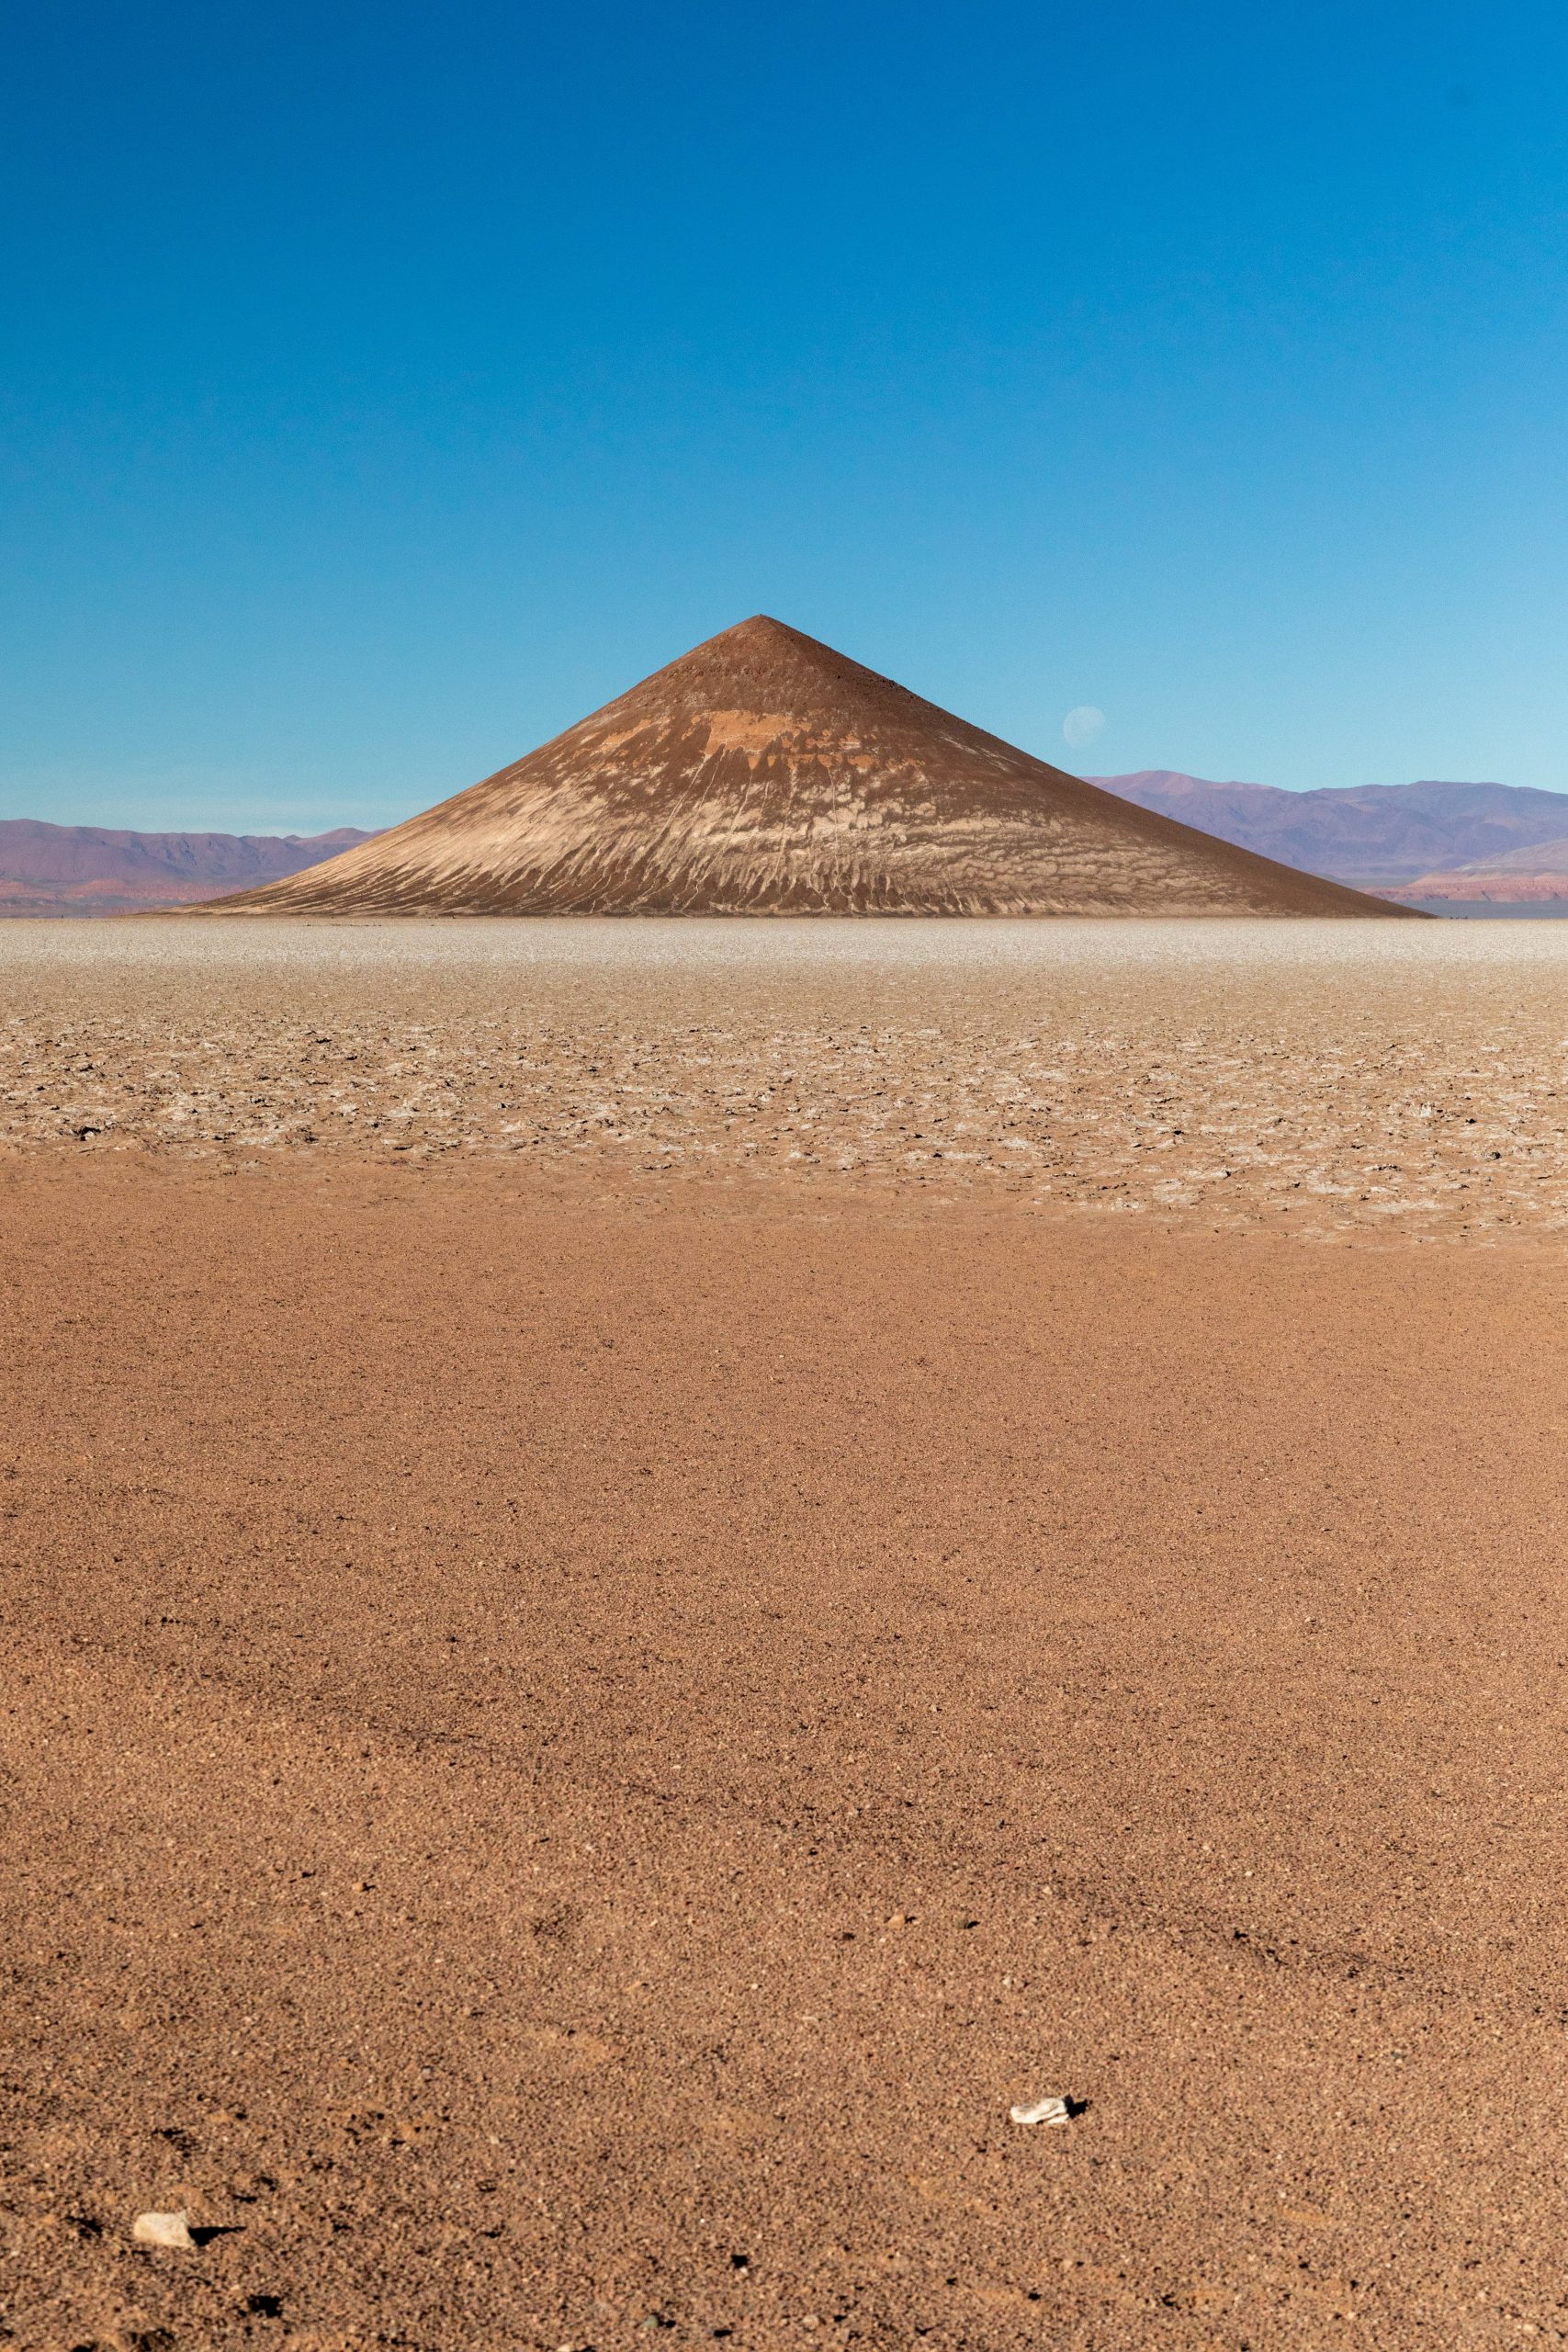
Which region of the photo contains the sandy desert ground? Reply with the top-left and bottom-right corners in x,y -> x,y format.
6,919 -> 1568,2351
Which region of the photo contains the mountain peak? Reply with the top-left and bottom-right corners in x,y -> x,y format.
190,623 -> 1411,919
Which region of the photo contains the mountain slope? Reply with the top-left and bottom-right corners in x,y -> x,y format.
194,619 -> 1407,918
1386,835 -> 1568,902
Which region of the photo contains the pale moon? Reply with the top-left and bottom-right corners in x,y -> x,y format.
1062,706 -> 1105,750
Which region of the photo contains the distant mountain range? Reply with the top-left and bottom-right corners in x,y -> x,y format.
6,770 -> 1568,914
0,820 -> 382,915
1092,775 -> 1568,898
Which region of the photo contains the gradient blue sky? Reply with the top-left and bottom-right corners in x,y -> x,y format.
4,1 -> 1566,832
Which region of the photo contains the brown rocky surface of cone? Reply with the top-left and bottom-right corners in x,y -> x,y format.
190,618 -> 1410,918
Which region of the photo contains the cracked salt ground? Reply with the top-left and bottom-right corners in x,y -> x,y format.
3,914 -> 1568,1238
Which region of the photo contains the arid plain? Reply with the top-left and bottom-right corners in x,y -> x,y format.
6,918 -> 1568,2351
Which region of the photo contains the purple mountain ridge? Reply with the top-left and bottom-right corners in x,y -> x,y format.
1091,775 -> 1568,888
0,820 -> 383,915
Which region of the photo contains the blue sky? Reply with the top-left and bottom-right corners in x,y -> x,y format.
4,0 -> 1566,832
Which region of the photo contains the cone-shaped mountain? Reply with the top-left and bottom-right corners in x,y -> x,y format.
197,618 -> 1413,917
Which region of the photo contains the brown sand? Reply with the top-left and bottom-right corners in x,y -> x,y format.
6,922 -> 1568,2348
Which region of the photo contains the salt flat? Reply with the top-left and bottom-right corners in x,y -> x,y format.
4,915 -> 1568,1236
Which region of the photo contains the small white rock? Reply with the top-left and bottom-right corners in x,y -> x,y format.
132,2209 -> 197,2250
1010,2095 -> 1071,2128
